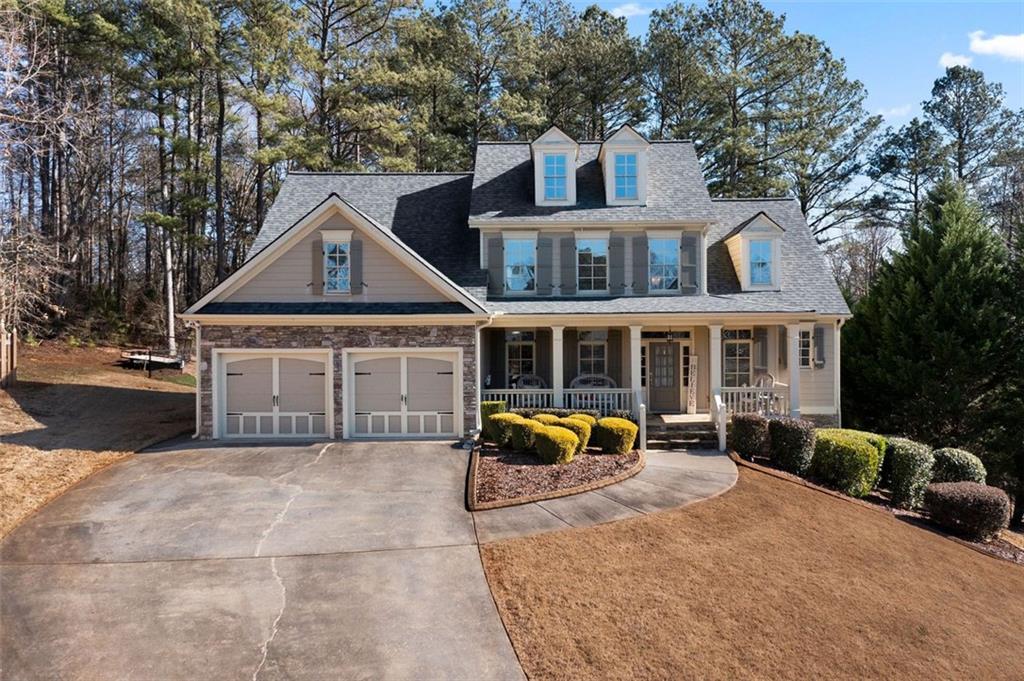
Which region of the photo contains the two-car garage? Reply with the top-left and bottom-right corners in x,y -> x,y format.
214,348 -> 462,440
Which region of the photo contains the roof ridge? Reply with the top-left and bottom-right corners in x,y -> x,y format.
711,196 -> 795,202
287,171 -> 472,177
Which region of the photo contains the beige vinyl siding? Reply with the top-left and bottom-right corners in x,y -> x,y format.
693,326 -> 710,411
227,214 -> 448,303
800,323 -> 836,412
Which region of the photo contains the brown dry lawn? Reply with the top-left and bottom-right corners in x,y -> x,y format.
0,343 -> 194,538
482,466 -> 1024,681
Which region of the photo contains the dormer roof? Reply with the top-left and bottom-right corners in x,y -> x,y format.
722,211 -> 786,241
597,124 -> 650,161
531,126 -> 579,160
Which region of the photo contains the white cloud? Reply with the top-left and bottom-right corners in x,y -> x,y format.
610,3 -> 650,19
938,52 -> 973,68
877,104 -> 912,119
968,31 -> 1024,61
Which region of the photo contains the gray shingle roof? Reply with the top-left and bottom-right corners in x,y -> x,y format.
197,302 -> 473,315
252,172 -> 485,288
469,141 -> 716,222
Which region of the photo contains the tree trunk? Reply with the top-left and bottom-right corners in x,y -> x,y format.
214,69 -> 227,283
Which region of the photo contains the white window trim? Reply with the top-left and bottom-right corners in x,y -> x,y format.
799,330 -> 813,370
614,152 -> 639,201
322,229 -> 353,296
723,338 -> 754,388
578,340 -> 608,376
647,233 -> 681,295
502,233 -> 538,297
542,152 -> 569,202
747,237 -> 776,289
575,233 -> 610,296
506,340 -> 537,386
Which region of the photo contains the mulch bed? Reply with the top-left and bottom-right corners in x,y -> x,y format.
739,453 -> 1024,566
472,446 -> 642,508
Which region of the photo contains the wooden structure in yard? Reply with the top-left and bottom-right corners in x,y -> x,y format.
0,326 -> 16,388
120,347 -> 185,377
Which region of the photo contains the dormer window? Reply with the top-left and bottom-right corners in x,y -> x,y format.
749,240 -> 773,286
544,154 -> 568,200
614,153 -> 638,200
722,212 -> 784,291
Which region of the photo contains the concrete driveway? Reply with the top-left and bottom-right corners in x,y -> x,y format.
0,440 -> 524,680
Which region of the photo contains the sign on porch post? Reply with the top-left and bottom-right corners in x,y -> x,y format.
687,354 -> 698,414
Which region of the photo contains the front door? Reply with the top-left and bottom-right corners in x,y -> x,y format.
649,342 -> 680,413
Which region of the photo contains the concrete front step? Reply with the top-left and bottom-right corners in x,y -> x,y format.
646,439 -> 719,450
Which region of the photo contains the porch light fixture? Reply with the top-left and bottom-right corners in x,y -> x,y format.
666,328 -> 674,341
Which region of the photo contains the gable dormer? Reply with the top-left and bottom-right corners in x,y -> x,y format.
723,212 -> 785,291
598,125 -> 650,207
531,126 -> 579,207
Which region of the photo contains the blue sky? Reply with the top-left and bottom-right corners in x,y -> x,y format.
597,0 -> 1024,128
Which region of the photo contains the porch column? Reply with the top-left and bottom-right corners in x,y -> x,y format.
787,323 -> 802,418
629,325 -> 642,408
709,324 -> 722,399
551,326 -> 564,408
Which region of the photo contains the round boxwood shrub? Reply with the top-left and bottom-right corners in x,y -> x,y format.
729,413 -> 769,460
924,482 -> 1010,540
510,407 -> 601,420
595,417 -> 638,454
535,425 -> 580,464
488,412 -> 523,448
809,430 -> 880,497
886,437 -> 934,509
510,418 -> 543,452
567,413 -> 597,426
480,401 -> 506,443
767,417 -> 816,475
932,448 -> 987,484
555,417 -> 591,454
532,413 -> 561,425
818,429 -> 887,484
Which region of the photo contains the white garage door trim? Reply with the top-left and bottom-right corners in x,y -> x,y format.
342,347 -> 463,439
212,348 -> 334,439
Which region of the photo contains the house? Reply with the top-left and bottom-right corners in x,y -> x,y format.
181,125 -> 850,443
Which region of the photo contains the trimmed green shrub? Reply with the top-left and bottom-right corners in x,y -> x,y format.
567,413 -> 597,426
595,417 -> 638,454
510,418 -> 543,452
932,448 -> 987,484
768,418 -> 816,475
480,401 -> 506,442
535,426 -> 580,464
886,438 -> 934,509
510,407 -> 600,420
818,428 -> 887,483
729,413 -> 769,460
810,430 -> 880,497
924,482 -> 1010,540
555,418 -> 591,454
607,409 -> 636,422
489,412 -> 523,448
532,413 -> 561,425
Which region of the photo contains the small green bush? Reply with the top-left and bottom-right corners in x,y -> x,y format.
595,417 -> 638,454
729,413 -> 769,460
924,482 -> 1010,540
818,428 -> 887,484
532,413 -> 561,425
567,413 -> 597,426
810,431 -> 880,497
932,448 -> 987,484
480,401 -> 506,442
535,425 -> 580,464
510,418 -> 543,451
767,418 -> 816,475
606,409 -> 636,422
489,412 -> 523,448
886,438 -> 934,509
555,418 -> 591,454
510,407 -> 600,420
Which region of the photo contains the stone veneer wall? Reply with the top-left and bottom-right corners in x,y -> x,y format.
199,324 -> 477,439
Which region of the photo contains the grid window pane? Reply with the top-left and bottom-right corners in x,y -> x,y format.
577,238 -> 608,292
799,331 -> 812,367
504,239 -> 536,292
507,342 -> 535,385
579,341 -> 607,375
614,153 -> 638,199
544,154 -> 567,200
724,340 -> 752,387
750,239 -> 772,285
649,238 -> 680,291
324,241 -> 350,293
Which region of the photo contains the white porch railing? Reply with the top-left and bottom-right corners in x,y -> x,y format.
720,386 -> 790,417
712,394 -> 727,451
564,388 -> 633,414
481,389 -> 554,409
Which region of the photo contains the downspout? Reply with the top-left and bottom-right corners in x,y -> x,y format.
474,312 -> 501,434
835,318 -> 845,428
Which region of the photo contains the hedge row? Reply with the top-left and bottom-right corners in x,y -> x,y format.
482,408 -> 637,463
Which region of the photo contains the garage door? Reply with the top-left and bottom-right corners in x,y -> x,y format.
350,352 -> 458,437
222,353 -> 329,437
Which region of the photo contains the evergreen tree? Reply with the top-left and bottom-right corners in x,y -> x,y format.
842,181 -> 1020,494
866,118 -> 947,229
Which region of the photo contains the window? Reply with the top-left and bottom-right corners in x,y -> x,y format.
750,239 -> 772,286
506,332 -> 536,386
799,330 -> 812,368
324,240 -> 350,293
723,340 -> 752,387
649,238 -> 680,291
578,330 -> 608,376
504,239 -> 536,293
543,154 -> 567,201
614,153 -> 638,200
576,238 -> 608,292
